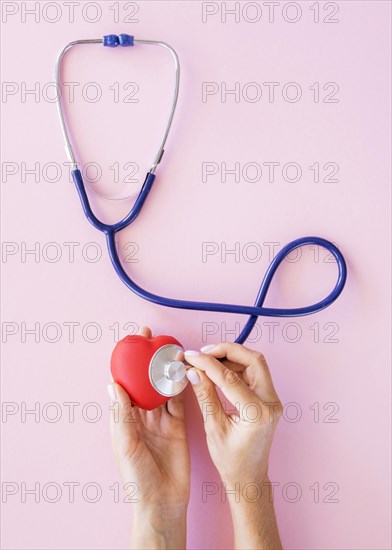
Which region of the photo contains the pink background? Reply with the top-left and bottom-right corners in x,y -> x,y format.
1,1 -> 391,549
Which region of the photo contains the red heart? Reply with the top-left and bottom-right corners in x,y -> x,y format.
111,334 -> 183,410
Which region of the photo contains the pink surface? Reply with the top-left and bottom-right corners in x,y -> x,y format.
1,1 -> 391,549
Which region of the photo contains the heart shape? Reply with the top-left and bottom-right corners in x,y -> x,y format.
111,334 -> 183,410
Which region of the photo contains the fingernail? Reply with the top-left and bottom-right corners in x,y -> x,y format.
184,350 -> 200,357
186,369 -> 200,385
107,384 -> 117,402
200,344 -> 216,352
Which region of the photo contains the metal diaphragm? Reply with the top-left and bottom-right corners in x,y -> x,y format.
149,344 -> 188,397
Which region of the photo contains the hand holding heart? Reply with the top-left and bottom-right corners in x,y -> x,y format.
108,327 -> 190,549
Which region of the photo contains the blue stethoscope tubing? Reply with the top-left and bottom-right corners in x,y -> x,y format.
72,168 -> 347,344
56,34 -> 347,346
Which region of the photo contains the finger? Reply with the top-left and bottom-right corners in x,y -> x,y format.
201,343 -> 280,403
166,392 -> 185,420
202,342 -> 265,369
175,349 -> 185,362
137,326 -> 152,338
186,367 -> 227,429
185,352 -> 260,411
146,405 -> 162,422
108,382 -> 139,458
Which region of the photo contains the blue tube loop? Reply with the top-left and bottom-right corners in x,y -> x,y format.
71,169 -> 347,344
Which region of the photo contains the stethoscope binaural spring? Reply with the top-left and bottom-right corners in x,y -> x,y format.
55,34 -> 347,345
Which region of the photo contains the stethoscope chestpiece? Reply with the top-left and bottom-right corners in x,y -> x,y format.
149,344 -> 187,397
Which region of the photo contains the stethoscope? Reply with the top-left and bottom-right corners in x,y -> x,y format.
55,34 -> 347,403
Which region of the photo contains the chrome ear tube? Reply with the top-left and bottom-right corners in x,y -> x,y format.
55,34 -> 180,174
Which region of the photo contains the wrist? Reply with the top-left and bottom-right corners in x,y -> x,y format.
222,479 -> 282,550
217,458 -> 269,488
226,477 -> 273,509
131,503 -> 187,550
220,472 -> 271,497
134,501 -> 187,523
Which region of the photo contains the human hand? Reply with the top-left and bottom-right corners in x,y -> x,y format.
108,327 -> 190,549
184,343 -> 282,549
184,343 -> 282,485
